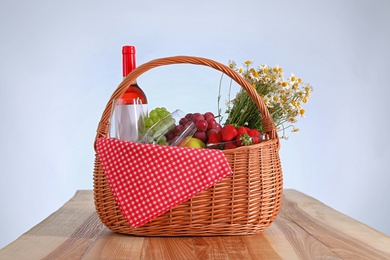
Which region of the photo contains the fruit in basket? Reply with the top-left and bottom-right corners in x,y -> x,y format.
195,120 -> 208,132
166,122 -> 197,146
144,108 -> 263,149
247,128 -> 262,144
248,129 -> 260,137
180,137 -> 206,148
144,107 -> 171,129
191,113 -> 204,123
219,124 -> 238,142
143,109 -> 197,145
177,111 -> 221,145
206,124 -> 263,150
207,119 -> 219,131
207,128 -> 219,138
224,142 -> 238,150
143,115 -> 175,144
252,136 -> 262,144
236,133 -> 252,146
208,133 -> 222,144
237,126 -> 248,136
194,131 -> 207,142
203,112 -> 215,122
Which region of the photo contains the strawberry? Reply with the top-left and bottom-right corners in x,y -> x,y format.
252,136 -> 262,144
208,133 -> 222,144
238,133 -> 252,146
220,124 -> 238,142
224,141 -> 237,150
236,126 -> 248,136
235,136 -> 242,146
236,126 -> 254,146
248,129 -> 261,137
235,126 -> 247,146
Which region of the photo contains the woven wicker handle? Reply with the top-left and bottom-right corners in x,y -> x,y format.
94,56 -> 278,149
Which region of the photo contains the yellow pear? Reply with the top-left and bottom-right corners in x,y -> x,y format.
180,137 -> 206,148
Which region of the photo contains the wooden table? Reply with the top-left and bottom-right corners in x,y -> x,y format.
1,189 -> 389,259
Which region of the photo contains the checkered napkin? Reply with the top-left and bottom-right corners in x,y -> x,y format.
96,137 -> 232,227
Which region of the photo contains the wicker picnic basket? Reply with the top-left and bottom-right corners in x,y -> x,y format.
93,56 -> 283,236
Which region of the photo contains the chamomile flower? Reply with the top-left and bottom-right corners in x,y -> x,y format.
244,60 -> 253,66
228,60 -> 236,69
287,117 -> 297,123
289,73 -> 296,83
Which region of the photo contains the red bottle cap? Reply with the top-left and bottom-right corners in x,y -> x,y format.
122,46 -> 136,77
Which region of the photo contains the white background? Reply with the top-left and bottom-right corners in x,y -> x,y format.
1,0 -> 390,248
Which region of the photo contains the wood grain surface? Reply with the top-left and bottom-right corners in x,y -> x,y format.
1,189 -> 389,259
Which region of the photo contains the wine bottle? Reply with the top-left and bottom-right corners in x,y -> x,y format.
121,46 -> 148,105
112,46 -> 148,142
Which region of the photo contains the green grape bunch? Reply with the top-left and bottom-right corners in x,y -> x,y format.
143,107 -> 173,145
144,107 -> 170,129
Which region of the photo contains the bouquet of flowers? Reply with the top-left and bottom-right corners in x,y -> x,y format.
219,60 -> 313,139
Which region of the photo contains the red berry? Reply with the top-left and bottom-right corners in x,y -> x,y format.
195,119 -> 208,132
237,126 -> 248,136
236,136 -> 242,147
219,124 -> 238,142
208,133 -> 222,144
224,141 -> 237,150
252,136 -> 262,144
237,133 -> 252,146
248,129 -> 261,137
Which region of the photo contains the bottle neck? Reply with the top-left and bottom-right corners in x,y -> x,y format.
122,46 -> 136,77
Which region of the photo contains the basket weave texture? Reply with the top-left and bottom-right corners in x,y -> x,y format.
93,56 -> 283,236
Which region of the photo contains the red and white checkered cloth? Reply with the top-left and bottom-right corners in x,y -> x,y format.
96,137 -> 232,227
